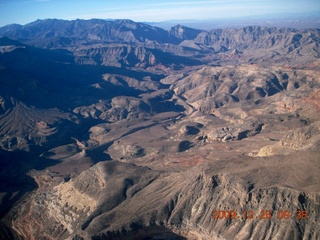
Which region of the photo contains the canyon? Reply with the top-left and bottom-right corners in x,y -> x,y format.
0,19 -> 319,239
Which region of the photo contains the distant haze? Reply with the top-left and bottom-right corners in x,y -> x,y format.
0,0 -> 320,27
149,12 -> 320,30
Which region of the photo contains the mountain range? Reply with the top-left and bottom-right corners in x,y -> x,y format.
0,19 -> 319,240
1,19 -> 319,68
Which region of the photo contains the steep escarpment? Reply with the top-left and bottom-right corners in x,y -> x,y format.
1,20 -> 320,68
8,161 -> 320,240
257,120 -> 320,156
0,19 -> 320,240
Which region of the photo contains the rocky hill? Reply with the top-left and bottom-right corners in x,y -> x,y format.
0,19 -> 177,46
1,19 -> 319,69
0,19 -> 319,240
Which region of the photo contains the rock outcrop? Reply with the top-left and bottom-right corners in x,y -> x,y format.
7,161 -> 320,240
0,19 -> 320,240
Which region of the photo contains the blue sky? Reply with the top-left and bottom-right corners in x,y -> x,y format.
0,0 -> 319,26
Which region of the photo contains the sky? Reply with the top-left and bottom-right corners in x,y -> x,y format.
0,0 -> 319,27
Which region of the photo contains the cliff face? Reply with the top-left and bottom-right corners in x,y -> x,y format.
1,20 -> 320,69
258,121 -> 320,156
0,19 -> 320,240
7,159 -> 320,240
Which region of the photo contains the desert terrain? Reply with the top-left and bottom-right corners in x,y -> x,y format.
0,19 -> 319,239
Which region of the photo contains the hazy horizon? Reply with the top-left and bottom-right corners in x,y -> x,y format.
0,0 -> 319,27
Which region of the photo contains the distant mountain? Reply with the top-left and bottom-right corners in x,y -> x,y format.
0,19 -> 179,48
149,11 -> 320,30
169,24 -> 202,40
0,37 -> 25,47
1,19 -> 319,69
1,19 -> 320,240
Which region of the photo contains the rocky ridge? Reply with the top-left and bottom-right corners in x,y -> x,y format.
8,161 -> 320,240
1,19 -> 320,69
0,19 -> 319,240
